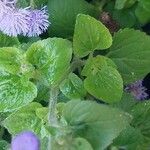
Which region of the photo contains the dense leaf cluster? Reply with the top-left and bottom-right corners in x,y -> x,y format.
0,0 -> 150,150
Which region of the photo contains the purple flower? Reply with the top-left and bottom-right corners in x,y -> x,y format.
0,8 -> 29,36
0,0 -> 50,37
11,131 -> 40,150
26,6 -> 50,37
125,80 -> 148,100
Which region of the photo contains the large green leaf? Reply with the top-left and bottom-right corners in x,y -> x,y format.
3,103 -> 44,136
81,55 -> 117,77
84,64 -> 123,103
73,14 -> 112,58
0,47 -> 22,74
0,47 -> 33,75
107,28 -> 150,84
135,0 -> 150,24
115,0 -> 136,9
48,0 -> 96,38
0,74 -> 37,112
26,38 -> 72,86
130,101 -> 150,138
114,95 -> 150,149
0,32 -> 19,47
60,73 -> 86,99
63,100 -> 131,150
113,125 -> 142,146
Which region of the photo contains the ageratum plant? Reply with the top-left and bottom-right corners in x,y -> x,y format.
0,0 -> 150,150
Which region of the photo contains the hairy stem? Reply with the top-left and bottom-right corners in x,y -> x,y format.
48,87 -> 59,150
47,57 -> 85,150
48,87 -> 59,126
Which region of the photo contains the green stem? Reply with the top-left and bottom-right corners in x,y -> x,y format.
48,87 -> 59,150
48,87 -> 59,126
47,57 -> 85,150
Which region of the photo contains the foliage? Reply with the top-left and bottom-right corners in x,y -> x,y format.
0,0 -> 150,150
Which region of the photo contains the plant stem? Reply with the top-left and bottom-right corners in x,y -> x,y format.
48,87 -> 59,150
48,87 -> 59,126
47,57 -> 85,150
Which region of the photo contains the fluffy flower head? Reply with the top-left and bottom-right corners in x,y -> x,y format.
11,131 -> 40,150
125,80 -> 148,100
0,0 -> 50,37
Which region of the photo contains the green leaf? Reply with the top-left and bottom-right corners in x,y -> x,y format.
26,38 -> 72,86
112,8 -> 137,28
60,73 -> 86,99
113,92 -> 137,112
115,0 -> 136,9
52,136 -> 93,150
0,47 -> 22,74
73,14 -> 112,57
81,55 -> 117,77
0,74 -> 37,112
130,101 -> 150,138
113,126 -> 142,146
0,140 -> 9,150
107,28 -> 150,84
48,0 -> 97,38
16,0 -> 47,8
135,0 -> 150,24
0,32 -> 20,47
71,138 -> 93,150
0,47 -> 33,75
34,81 -> 50,102
84,66 -> 123,103
3,103 -> 44,136
62,100 -> 131,150
36,107 -> 48,123
113,93 -> 150,149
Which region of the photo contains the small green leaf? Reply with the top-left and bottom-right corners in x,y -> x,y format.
0,74 -> 37,112
84,66 -> 123,103
60,73 -> 86,99
36,107 -> 48,123
3,103 -> 43,135
73,14 -> 112,58
81,55 -> 117,77
71,138 -> 93,150
48,0 -> 97,38
107,28 -> 150,84
26,38 -> 72,86
50,136 -> 93,150
63,100 -> 131,150
0,32 -> 20,47
34,81 -> 50,102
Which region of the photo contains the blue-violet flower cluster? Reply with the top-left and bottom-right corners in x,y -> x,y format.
11,131 -> 40,150
0,0 -> 49,37
125,80 -> 148,100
